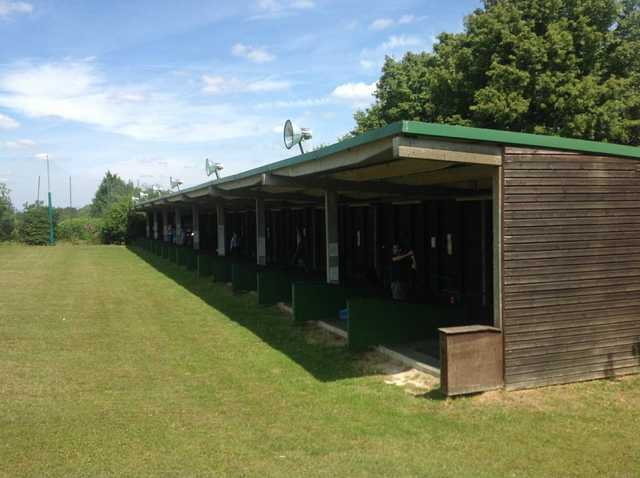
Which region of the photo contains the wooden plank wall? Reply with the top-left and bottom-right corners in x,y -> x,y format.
502,147 -> 640,389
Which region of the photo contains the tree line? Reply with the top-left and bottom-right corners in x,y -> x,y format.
353,0 -> 640,145
0,172 -> 168,245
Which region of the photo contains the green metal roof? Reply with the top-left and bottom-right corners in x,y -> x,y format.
401,121 -> 640,159
138,120 -> 640,207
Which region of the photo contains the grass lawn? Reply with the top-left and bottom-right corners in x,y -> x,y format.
1,244 -> 639,477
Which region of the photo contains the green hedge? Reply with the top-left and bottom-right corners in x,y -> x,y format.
57,217 -> 102,244
347,298 -> 470,351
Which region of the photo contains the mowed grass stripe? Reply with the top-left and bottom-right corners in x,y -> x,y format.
0,244 -> 639,477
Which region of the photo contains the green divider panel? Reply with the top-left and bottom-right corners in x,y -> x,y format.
176,247 -> 190,267
231,262 -> 258,292
257,269 -> 291,305
347,298 -> 469,351
292,283 -> 380,323
197,254 -> 214,277
292,283 -> 350,323
186,249 -> 197,271
256,268 -> 315,306
211,256 -> 231,283
162,243 -> 169,260
169,244 -> 178,263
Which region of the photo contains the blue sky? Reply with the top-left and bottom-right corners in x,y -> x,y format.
0,0 -> 480,208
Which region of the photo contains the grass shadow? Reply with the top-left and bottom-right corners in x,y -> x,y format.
128,246 -> 376,383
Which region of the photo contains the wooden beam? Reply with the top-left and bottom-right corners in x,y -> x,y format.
263,172 -> 475,197
277,137 -> 393,177
389,164 -> 496,186
166,194 -> 186,203
333,158 -> 454,182
208,184 -> 320,203
393,136 -> 503,166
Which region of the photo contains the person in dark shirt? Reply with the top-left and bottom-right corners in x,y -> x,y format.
391,243 -> 415,301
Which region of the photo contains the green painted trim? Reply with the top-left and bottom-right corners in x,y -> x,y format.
401,121 -> 640,159
138,120 -> 640,208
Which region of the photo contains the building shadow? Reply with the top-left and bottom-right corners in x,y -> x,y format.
127,246 -> 379,383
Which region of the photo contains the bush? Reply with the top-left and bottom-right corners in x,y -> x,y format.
57,217 -> 102,244
19,204 -> 55,245
100,198 -> 144,244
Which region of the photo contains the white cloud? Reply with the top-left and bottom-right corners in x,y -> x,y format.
253,0 -> 315,19
369,14 -> 417,31
0,60 -> 272,143
202,75 -> 290,95
255,97 -> 331,109
0,1 -> 32,17
231,43 -> 275,63
0,112 -> 19,129
331,82 -> 376,107
370,18 -> 393,30
360,34 -> 431,70
34,153 -> 48,160
290,0 -> 314,8
398,14 -> 415,24
381,34 -> 422,50
5,139 -> 35,149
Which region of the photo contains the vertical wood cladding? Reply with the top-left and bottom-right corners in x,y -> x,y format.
502,147 -> 640,389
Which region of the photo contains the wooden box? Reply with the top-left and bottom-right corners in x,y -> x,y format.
439,325 -> 504,396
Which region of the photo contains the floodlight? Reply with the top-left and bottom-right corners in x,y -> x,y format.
283,119 -> 312,154
170,176 -> 183,191
205,158 -> 224,179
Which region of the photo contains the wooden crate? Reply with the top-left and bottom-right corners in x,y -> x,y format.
439,325 -> 504,396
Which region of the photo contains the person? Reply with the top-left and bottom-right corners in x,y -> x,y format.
230,232 -> 239,257
291,228 -> 306,269
390,243 -> 414,301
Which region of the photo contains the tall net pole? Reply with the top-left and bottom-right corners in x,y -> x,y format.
46,155 -> 55,245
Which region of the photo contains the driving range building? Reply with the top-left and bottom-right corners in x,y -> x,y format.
135,121 -> 640,392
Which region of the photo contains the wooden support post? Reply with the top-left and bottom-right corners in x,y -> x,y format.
310,207 -> 318,270
162,209 -> 169,242
372,205 -> 380,276
480,200 -> 487,308
192,204 -> 200,250
153,210 -> 159,240
324,190 -> 340,284
145,212 -> 150,239
175,207 -> 183,245
256,198 -> 266,266
492,167 -> 503,329
216,202 -> 226,256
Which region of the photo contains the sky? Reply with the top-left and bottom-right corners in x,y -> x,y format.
0,0 -> 480,209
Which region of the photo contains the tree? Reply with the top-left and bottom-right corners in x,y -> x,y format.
90,171 -> 137,217
354,0 -> 640,145
100,197 -> 145,244
0,182 -> 15,241
19,203 -> 56,245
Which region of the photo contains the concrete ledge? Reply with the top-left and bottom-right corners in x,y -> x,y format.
316,320 -> 348,339
376,345 -> 440,378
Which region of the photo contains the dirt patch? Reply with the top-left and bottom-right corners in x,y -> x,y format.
358,351 -> 439,396
303,323 -> 346,347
